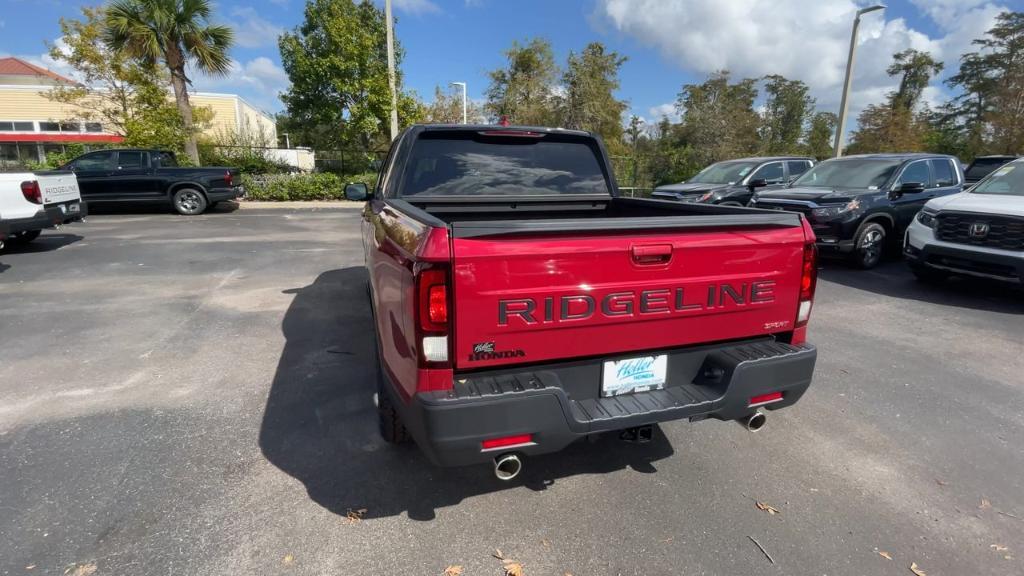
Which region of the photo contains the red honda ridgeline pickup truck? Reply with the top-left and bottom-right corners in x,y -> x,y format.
348,125 -> 818,479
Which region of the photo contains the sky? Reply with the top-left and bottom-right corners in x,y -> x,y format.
2,0 -> 1022,134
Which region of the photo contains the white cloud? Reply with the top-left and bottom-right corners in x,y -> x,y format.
647,102 -> 680,123
598,0 -> 1006,129
390,0 -> 441,15
191,57 -> 289,112
230,7 -> 284,48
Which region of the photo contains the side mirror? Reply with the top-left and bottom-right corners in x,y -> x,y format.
344,182 -> 370,201
897,182 -> 925,194
60,164 -> 74,171
748,178 -> 768,189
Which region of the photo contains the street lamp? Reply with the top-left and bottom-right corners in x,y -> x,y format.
449,81 -> 467,124
834,4 -> 885,158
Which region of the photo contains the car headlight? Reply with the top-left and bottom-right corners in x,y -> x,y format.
916,209 -> 938,228
812,198 -> 860,219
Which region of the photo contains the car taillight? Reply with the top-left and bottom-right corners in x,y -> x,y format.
225,170 -> 233,187
20,181 -> 42,204
796,242 -> 817,327
415,265 -> 451,366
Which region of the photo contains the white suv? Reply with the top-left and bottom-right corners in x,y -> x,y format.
905,158 -> 1024,286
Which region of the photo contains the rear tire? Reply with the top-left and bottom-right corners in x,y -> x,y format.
851,222 -> 886,269
7,230 -> 41,245
172,188 -> 208,215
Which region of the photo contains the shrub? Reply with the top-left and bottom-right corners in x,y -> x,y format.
241,172 -> 380,201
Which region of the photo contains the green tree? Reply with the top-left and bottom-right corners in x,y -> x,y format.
946,12 -> 1024,155
279,0 -> 419,150
104,0 -> 232,164
677,71 -> 760,165
759,75 -> 814,155
848,50 -> 943,153
804,111 -> 837,160
422,85 -> 484,124
485,38 -> 559,125
558,42 -> 628,146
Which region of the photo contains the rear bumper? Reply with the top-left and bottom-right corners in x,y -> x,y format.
395,340 -> 816,466
5,200 -> 87,234
207,185 -> 246,202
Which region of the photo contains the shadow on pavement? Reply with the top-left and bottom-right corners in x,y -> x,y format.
86,201 -> 239,215
0,233 -> 83,256
818,259 -> 1024,314
259,267 -> 674,521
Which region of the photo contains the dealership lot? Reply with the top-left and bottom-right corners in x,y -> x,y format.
1,206 -> 1023,576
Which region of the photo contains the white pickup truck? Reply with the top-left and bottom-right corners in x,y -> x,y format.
0,170 -> 85,248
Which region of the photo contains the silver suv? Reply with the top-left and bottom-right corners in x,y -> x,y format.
905,158 -> 1024,285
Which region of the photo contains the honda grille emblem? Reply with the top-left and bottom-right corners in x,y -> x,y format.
969,222 -> 990,238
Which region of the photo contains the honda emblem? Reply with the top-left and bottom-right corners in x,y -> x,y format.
969,222 -> 990,238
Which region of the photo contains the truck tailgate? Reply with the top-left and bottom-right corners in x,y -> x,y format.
451,224 -> 806,370
36,172 -> 81,205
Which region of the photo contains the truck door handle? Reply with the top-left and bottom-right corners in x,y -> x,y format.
632,244 -> 672,264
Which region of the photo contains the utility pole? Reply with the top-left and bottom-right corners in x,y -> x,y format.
834,4 -> 886,157
385,0 -> 399,141
450,82 -> 467,124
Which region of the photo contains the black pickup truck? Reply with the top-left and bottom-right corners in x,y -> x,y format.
60,149 -> 243,215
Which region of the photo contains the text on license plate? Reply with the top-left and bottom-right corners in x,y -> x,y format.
601,354 -> 668,397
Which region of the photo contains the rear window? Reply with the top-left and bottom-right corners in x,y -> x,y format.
400,132 -> 610,196
966,158 -> 1014,181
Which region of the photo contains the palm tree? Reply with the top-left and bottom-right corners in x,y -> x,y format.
104,0 -> 233,164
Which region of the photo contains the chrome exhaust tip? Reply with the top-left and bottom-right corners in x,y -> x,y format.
494,453 -> 523,481
740,411 -> 767,432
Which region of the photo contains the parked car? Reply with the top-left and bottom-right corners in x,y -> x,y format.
963,155 -> 1018,186
60,149 -> 243,215
905,158 -> 1024,285
349,124 -> 819,478
651,156 -> 815,206
0,169 -> 85,247
751,153 -> 963,269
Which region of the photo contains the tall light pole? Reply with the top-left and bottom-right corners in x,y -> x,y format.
385,0 -> 399,141
449,81 -> 467,124
834,4 -> 886,158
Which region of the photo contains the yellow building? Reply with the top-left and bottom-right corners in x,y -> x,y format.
0,57 -> 277,167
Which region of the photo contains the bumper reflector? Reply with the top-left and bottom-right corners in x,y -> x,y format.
481,434 -> 533,450
749,391 -> 783,407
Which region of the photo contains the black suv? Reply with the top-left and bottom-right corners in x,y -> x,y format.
751,153 -> 963,269
651,156 -> 814,206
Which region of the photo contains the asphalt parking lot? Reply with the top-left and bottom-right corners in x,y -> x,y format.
1,205 -> 1023,576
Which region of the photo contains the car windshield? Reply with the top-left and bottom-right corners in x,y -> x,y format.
792,158 -> 902,189
687,161 -> 759,184
971,161 -> 1024,196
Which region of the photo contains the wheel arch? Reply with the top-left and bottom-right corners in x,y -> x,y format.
167,181 -> 209,199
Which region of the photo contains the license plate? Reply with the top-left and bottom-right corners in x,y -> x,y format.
601,354 -> 668,397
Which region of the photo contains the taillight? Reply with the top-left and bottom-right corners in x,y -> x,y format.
796,242 -> 817,327
415,265 -> 451,366
20,181 -> 42,204
225,170 -> 233,187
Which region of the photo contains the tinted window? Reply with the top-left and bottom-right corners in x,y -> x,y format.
930,159 -> 956,187
897,160 -> 931,187
965,157 -> 1015,181
401,133 -> 609,196
118,151 -> 146,169
787,160 -> 811,177
688,160 -> 759,184
0,122 -> 12,131
39,122 -> 60,132
750,162 -> 785,184
84,122 -> 102,133
74,151 -> 115,171
13,121 -> 33,131
157,151 -> 178,167
793,158 -> 901,188
972,160 -> 1024,196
